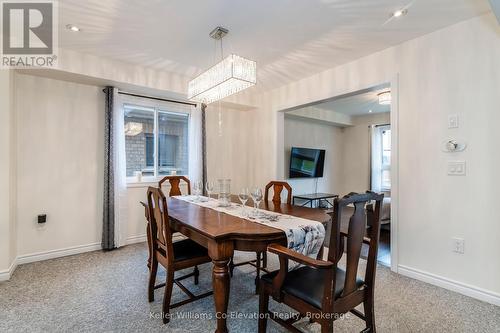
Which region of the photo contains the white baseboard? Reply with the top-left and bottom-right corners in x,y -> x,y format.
16,242 -> 102,265
126,234 -> 147,245
0,259 -> 18,282
398,265 -> 500,306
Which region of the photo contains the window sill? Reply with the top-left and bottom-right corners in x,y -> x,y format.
127,180 -> 160,189
126,175 -> 189,189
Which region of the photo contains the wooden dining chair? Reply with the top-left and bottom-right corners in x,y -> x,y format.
229,181 -> 293,294
146,187 -> 212,324
158,175 -> 191,196
140,201 -> 153,269
258,191 -> 384,333
264,181 -> 292,205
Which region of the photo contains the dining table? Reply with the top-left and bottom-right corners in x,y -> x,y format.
143,195 -> 330,333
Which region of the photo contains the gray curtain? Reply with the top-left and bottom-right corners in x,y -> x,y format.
102,86 -> 115,250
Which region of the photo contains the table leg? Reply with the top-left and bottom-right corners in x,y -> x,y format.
209,241 -> 234,333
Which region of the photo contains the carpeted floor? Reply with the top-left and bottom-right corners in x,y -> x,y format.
0,243 -> 499,332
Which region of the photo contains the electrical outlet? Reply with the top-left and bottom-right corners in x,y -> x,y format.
452,238 -> 465,254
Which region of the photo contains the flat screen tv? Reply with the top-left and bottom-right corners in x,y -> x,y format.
289,147 -> 325,178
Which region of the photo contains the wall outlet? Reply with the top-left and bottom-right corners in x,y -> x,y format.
452,238 -> 465,254
448,114 -> 459,128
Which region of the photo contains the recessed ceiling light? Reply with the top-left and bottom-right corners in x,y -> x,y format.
66,24 -> 81,32
368,110 -> 373,113
391,9 -> 408,18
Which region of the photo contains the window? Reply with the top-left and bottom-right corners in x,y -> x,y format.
380,126 -> 391,190
124,104 -> 189,179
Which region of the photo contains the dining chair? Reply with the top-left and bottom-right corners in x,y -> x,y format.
229,181 -> 293,294
258,191 -> 384,333
158,175 -> 191,196
140,201 -> 152,269
146,187 -> 212,324
264,181 -> 292,205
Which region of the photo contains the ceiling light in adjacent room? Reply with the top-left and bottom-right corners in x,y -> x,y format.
378,91 -> 391,105
66,24 -> 81,32
391,9 -> 408,18
188,27 -> 256,104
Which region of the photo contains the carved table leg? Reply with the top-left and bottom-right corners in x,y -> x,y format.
209,241 -> 234,333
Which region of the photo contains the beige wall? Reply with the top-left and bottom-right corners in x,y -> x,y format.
249,14 -> 500,300
0,70 -> 16,278
284,116 -> 344,196
341,113 -> 390,195
15,74 -> 105,256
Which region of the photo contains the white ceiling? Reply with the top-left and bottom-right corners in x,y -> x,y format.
59,0 -> 491,91
313,85 -> 391,116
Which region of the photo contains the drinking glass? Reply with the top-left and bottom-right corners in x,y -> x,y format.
206,181 -> 214,199
239,188 -> 250,215
217,179 -> 231,207
251,187 -> 263,217
193,181 -> 203,201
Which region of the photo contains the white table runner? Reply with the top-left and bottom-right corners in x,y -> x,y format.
174,195 -> 325,259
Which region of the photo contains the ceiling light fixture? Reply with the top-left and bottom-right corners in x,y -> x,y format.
368,109 -> 373,113
391,9 -> 408,18
378,91 -> 391,105
66,24 -> 81,32
188,27 -> 256,104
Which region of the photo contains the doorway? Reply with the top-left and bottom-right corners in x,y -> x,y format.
277,80 -> 398,270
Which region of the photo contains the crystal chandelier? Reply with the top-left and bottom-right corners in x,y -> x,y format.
188,27 -> 256,104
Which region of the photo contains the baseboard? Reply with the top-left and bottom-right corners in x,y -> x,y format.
0,259 -> 18,282
398,265 -> 500,306
16,242 -> 102,265
126,234 -> 147,245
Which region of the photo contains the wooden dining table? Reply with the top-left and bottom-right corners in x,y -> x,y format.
144,195 -> 330,333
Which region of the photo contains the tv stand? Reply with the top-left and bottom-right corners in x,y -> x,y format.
292,193 -> 339,208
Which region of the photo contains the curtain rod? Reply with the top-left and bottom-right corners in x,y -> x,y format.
116,91 -> 197,107
368,123 -> 390,128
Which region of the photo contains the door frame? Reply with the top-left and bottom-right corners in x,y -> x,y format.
276,74 -> 400,273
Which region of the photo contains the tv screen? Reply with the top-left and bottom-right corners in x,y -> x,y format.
289,147 -> 325,178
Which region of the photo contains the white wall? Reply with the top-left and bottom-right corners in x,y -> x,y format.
341,112 -> 390,195
0,70 -> 16,278
15,74 -> 105,256
284,116 -> 344,196
248,14 -> 500,301
206,105 -> 252,192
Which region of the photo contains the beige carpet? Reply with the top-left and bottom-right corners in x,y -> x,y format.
0,243 -> 499,332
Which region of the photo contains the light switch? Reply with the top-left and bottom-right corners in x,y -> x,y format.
448,161 -> 466,176
448,114 -> 459,129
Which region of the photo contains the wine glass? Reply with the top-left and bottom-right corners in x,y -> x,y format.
193,181 -> 202,201
239,188 -> 249,215
206,181 -> 214,199
251,187 -> 263,217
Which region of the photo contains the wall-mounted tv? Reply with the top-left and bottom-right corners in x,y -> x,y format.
289,147 -> 325,178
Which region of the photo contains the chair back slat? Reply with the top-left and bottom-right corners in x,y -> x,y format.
343,201 -> 367,295
146,187 -> 174,263
264,181 -> 292,205
328,192 -> 384,298
158,176 -> 191,197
